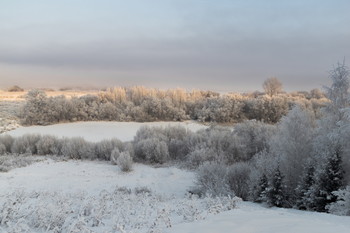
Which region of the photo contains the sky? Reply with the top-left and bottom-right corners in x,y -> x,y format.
0,0 -> 350,92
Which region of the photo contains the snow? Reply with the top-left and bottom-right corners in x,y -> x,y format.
0,159 -> 237,232
0,159 -> 194,198
0,159 -> 349,232
168,202 -> 350,233
5,121 -> 207,142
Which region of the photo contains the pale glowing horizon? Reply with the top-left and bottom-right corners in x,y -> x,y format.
1,0 -> 349,92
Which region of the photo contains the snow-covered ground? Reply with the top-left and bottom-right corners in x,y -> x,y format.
0,159 -> 194,198
168,202 -> 350,233
0,159 -> 349,233
2,121 -> 350,232
0,159 -> 236,232
5,121 -> 207,142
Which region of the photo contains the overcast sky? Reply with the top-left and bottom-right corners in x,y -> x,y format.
0,0 -> 349,92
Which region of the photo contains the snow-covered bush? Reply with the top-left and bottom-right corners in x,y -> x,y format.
0,143 -> 6,155
194,162 -> 230,197
36,135 -> 61,155
0,135 -> 14,153
233,120 -> 276,161
110,147 -> 120,165
327,186 -> 350,216
61,137 -> 95,160
227,162 -> 251,200
95,138 -> 124,160
117,151 -> 133,172
11,134 -> 41,154
134,138 -> 169,164
186,147 -> 217,169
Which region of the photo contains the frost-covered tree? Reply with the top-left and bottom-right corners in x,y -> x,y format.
266,166 -> 286,207
324,61 -> 350,116
296,162 -> 316,210
314,62 -> 350,189
20,90 -> 48,125
313,148 -> 345,212
263,77 -> 283,97
270,105 -> 315,200
327,186 -> 350,216
254,173 -> 269,203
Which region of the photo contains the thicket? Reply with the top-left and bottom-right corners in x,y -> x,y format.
19,86 -> 327,125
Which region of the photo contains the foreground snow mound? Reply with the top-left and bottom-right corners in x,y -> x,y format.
6,121 -> 207,142
167,202 -> 350,233
0,188 -> 238,233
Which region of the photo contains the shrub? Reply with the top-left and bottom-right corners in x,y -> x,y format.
95,139 -> 124,160
11,134 -> 41,154
0,143 -> 6,155
227,162 -> 252,200
117,151 -> 133,172
195,162 -> 230,197
110,147 -> 120,165
36,135 -> 61,155
134,138 -> 169,164
61,137 -> 95,159
186,147 -> 217,169
0,135 -> 14,153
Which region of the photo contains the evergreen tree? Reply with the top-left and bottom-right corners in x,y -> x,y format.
267,166 -> 286,207
255,173 -> 269,203
313,148 -> 345,212
296,162 -> 316,210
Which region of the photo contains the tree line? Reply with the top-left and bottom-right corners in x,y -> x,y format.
19,85 -> 327,125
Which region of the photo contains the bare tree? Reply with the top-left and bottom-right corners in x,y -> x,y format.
263,77 -> 283,97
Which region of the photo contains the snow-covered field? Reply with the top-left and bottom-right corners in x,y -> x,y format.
0,159 -> 194,198
1,121 -> 349,232
0,159 -> 349,233
0,159 -> 237,232
6,121 -> 207,142
168,202 -> 350,233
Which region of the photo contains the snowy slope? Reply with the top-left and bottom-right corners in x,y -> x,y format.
0,159 -> 236,233
6,121 -> 207,142
0,159 -> 349,232
168,202 -> 350,233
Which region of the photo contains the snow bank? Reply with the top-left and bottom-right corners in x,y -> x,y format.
5,121 -> 207,142
167,202 -> 350,233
